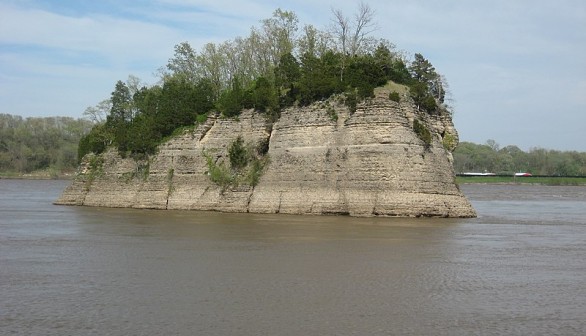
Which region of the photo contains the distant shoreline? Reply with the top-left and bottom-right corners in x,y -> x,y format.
0,173 -> 73,180
456,176 -> 586,186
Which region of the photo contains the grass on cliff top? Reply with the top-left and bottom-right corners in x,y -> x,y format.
379,81 -> 410,95
456,175 -> 586,186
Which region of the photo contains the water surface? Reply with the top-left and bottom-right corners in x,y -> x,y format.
1,180 -> 585,335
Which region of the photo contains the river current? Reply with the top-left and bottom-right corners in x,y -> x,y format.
1,180 -> 585,335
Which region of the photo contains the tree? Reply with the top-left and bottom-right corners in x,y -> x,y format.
156,76 -> 214,136
345,54 -> 386,99
106,80 -> 132,153
409,53 -> 444,104
250,76 -> 278,113
410,53 -> 436,83
298,51 -> 343,105
349,2 -> 377,56
166,41 -> 199,83
133,85 -> 162,120
274,53 -> 301,107
78,123 -> 113,161
409,82 -> 437,113
486,139 -> 500,151
261,9 -> 299,67
125,114 -> 160,155
330,2 -> 376,83
389,59 -> 412,84
372,43 -> 412,84
297,24 -> 331,58
197,42 -> 226,100
217,76 -> 246,117
83,99 -> 111,123
109,80 -> 132,123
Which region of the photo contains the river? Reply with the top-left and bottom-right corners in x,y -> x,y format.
1,180 -> 585,335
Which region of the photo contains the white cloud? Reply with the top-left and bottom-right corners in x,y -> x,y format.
0,3 -> 183,64
1,0 -> 585,150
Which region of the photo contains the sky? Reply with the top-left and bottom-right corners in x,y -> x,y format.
1,0 -> 585,151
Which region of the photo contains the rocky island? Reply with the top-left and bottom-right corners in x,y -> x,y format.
56,86 -> 475,217
55,7 -> 476,217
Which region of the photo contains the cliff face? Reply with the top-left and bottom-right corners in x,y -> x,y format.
56,88 -> 476,217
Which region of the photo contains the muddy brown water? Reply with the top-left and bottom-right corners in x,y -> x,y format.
1,180 -> 585,335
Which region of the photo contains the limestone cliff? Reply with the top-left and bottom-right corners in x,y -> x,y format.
56,88 -> 476,217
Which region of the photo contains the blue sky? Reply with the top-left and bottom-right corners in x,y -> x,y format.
1,0 -> 585,151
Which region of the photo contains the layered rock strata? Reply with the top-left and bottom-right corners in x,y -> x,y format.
56,89 -> 476,217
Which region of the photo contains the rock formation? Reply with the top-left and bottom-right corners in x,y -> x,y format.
56,88 -> 476,217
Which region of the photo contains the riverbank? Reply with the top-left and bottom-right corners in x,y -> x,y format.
0,171 -> 74,180
456,175 -> 586,186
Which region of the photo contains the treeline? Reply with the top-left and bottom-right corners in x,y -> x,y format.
453,141 -> 586,176
79,5 -> 449,160
0,114 -> 94,176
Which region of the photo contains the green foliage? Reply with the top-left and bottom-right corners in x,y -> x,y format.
245,156 -> 269,187
108,80 -> 132,125
346,54 -> 386,98
373,44 -> 412,85
73,9 -> 462,163
453,141 -> 586,176
78,123 -> 114,161
344,89 -> 358,113
275,52 -> 301,107
327,105 -> 338,121
413,119 -> 432,148
389,91 -> 401,103
88,154 -> 104,171
99,76 -> 214,157
409,82 -> 438,114
218,77 -> 247,117
156,76 -> 214,135
410,54 -> 437,83
442,132 -> 457,151
205,136 -> 270,189
228,136 -> 249,170
0,114 -> 94,175
298,51 -> 344,106
388,59 -> 412,84
196,113 -> 208,124
250,76 -> 278,114
204,152 -> 233,189
85,153 -> 104,185
407,53 -> 445,114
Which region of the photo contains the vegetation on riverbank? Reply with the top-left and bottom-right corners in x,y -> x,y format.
0,114 -> 93,177
454,140 -> 586,176
456,175 -> 586,186
0,171 -> 69,180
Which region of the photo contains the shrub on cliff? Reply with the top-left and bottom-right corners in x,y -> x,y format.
229,136 -> 249,170
413,119 -> 432,148
389,91 -> 401,103
204,153 -> 233,189
205,137 -> 269,190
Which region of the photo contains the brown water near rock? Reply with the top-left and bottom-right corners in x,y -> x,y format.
1,180 -> 585,335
